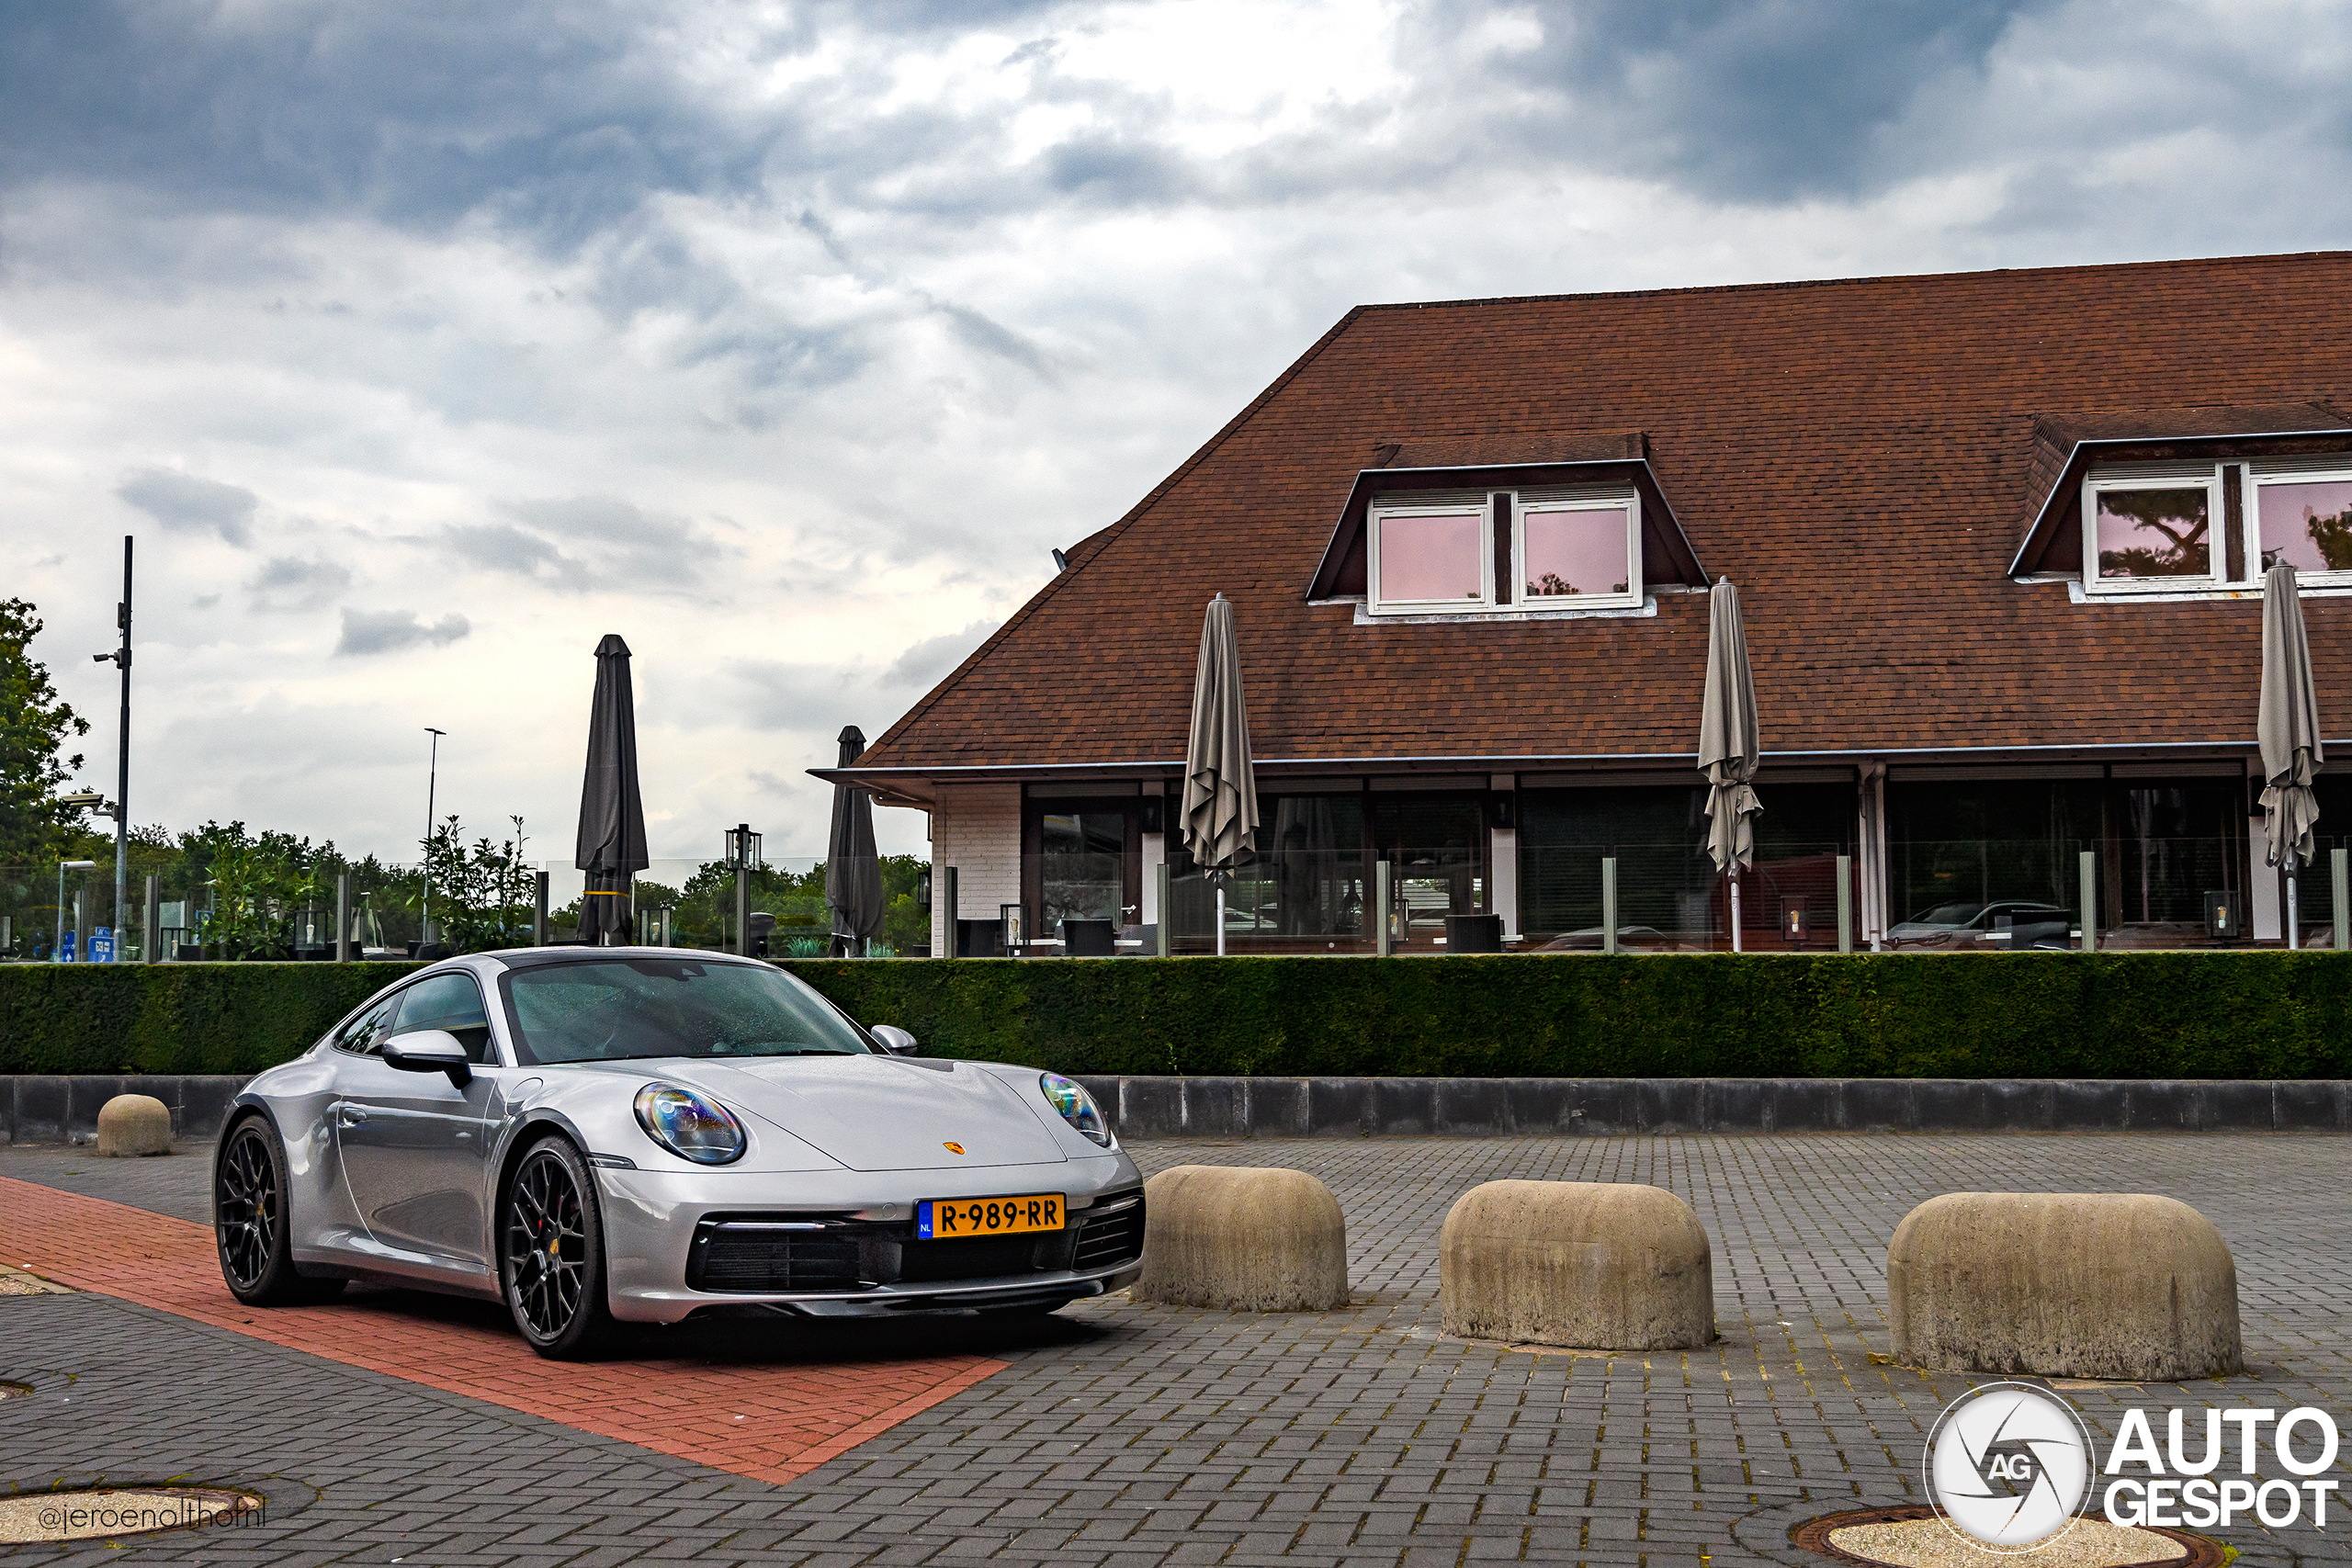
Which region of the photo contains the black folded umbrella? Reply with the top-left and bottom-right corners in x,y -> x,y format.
573,634 -> 649,945
825,726 -> 885,956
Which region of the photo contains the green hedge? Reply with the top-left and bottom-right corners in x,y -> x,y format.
780,952 -> 2352,1080
2,953 -> 2347,1079
0,963 -> 422,1074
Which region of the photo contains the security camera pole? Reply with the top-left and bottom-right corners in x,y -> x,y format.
89,537 -> 132,959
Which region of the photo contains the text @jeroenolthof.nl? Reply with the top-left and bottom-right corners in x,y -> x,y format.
32,1495 -> 265,1535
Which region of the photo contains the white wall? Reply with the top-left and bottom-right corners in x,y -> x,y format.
930,783 -> 1023,954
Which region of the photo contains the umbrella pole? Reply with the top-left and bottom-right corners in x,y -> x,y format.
2289,871 -> 2301,951
1730,873 -> 1743,953
1216,884 -> 1226,957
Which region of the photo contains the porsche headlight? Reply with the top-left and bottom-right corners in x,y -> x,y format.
1039,1072 -> 1111,1146
633,1083 -> 746,1165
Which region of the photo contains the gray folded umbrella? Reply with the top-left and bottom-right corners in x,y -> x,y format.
1182,594 -> 1259,954
1699,579 -> 1762,876
2259,562 -> 2324,875
825,725 -> 886,956
573,634 -> 648,945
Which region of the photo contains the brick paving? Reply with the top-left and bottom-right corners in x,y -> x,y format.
1,1134 -> 2348,1565
0,1173 -> 1004,1488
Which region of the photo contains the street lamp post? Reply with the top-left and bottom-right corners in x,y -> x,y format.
89,538 -> 132,960
422,728 -> 446,951
54,860 -> 96,961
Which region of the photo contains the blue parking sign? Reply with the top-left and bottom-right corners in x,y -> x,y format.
57,930 -> 75,963
89,927 -> 114,964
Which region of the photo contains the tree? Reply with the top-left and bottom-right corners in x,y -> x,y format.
0,599 -> 91,864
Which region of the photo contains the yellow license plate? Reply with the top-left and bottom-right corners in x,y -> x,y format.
918,1193 -> 1063,1239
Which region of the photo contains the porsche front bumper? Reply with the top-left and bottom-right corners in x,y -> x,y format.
593,1153 -> 1146,1323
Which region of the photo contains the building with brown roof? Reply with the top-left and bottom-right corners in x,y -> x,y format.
819,252 -> 2352,956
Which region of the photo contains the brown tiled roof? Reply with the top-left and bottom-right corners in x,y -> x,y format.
848,253 -> 2352,784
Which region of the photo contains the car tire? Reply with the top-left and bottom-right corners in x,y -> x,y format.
500,1137 -> 616,1359
214,1114 -> 346,1307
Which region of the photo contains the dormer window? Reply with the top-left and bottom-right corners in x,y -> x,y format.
2082,463 -> 2222,592
1364,484 -> 1642,615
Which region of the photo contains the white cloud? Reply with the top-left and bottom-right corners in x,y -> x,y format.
5,0 -> 2350,863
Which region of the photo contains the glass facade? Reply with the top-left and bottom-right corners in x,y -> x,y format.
1884,773 -> 2254,945
1519,782 -> 1854,947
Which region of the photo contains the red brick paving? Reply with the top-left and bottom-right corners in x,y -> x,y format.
0,1175 -> 1005,1484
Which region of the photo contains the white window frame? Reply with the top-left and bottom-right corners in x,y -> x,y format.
1367,493 -> 1494,615
1513,489 -> 1643,612
2244,458 -> 2352,586
2080,463 -> 2224,596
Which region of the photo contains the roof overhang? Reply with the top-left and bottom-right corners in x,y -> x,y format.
814,739 -> 2301,807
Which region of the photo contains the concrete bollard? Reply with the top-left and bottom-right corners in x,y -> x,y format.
1888,1192 -> 2242,1381
96,1094 -> 174,1157
1440,1180 -> 1714,1349
1132,1165 -> 1350,1311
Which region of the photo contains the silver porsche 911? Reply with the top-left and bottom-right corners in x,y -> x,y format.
212,947 -> 1146,1358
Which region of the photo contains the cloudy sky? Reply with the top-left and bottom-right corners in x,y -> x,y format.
6,0 -> 2350,864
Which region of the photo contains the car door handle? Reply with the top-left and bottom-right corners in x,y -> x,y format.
337,1106 -> 367,1128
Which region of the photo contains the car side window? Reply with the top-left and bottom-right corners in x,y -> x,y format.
334,996 -> 401,1055
392,972 -> 498,1065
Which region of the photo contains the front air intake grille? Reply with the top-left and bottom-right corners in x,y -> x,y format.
897,1235 -> 1046,1283
691,1226 -> 865,1292
1073,1195 -> 1146,1271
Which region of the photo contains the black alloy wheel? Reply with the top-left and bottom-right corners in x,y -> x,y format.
501,1139 -> 615,1359
214,1117 -> 345,1306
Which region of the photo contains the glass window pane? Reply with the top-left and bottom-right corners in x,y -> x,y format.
2258,479 -> 2352,573
1041,810 -> 1125,931
1377,512 -> 1483,602
1523,508 -> 1630,597
2094,487 -> 2209,578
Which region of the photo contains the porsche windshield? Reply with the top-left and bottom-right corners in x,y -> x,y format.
501,957 -> 875,1064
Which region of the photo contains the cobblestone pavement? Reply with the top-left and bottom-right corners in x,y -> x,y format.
2,1134 -> 2348,1566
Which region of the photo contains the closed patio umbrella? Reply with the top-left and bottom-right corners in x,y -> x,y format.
2259,562 -> 2325,947
573,634 -> 649,946
825,725 -> 886,956
1183,594 -> 1259,956
1698,579 -> 1762,951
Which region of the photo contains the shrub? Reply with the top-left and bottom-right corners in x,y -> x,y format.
3,952 -> 2347,1080
0,962 -> 420,1074
779,952 -> 2352,1080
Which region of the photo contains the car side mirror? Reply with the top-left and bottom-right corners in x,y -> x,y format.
381,1029 -> 473,1087
869,1024 -> 919,1056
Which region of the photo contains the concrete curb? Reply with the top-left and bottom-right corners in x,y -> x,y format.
3,1074 -> 2346,1145
1068,1077 -> 2352,1137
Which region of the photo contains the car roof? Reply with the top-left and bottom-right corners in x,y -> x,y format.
486,945 -> 773,973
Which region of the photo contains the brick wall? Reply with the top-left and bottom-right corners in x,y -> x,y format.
929,783 -> 1023,954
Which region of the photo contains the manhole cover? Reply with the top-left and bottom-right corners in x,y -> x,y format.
1792,1505 -> 2223,1567
0,1487 -> 263,1544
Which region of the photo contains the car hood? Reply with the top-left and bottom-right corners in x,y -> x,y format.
653,1055 -> 1068,1172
